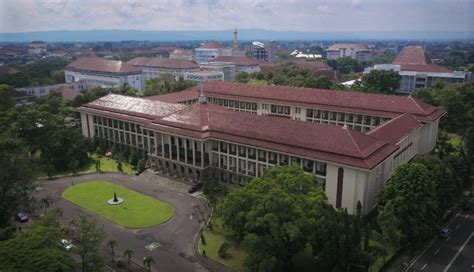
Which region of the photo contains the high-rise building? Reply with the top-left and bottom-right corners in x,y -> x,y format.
326,43 -> 372,61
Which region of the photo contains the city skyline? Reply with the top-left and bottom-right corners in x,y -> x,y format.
0,0 -> 473,34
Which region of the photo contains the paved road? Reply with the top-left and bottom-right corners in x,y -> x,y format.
405,199 -> 474,272
36,172 -> 211,272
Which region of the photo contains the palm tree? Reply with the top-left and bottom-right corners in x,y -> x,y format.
123,249 -> 134,271
142,256 -> 155,272
107,240 -> 118,261
40,196 -> 53,214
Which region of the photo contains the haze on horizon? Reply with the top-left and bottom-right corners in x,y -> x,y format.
0,0 -> 473,34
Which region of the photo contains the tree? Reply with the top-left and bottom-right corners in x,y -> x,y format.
356,70 -> 401,94
0,213 -> 75,272
111,144 -> 118,158
0,136 -> 35,227
235,72 -> 250,83
107,239 -> 118,261
41,128 -> 92,171
123,248 -> 134,271
142,256 -> 155,272
377,201 -> 403,260
305,76 -> 332,89
117,161 -> 123,173
218,241 -> 231,258
0,85 -> 15,112
40,195 -> 54,214
334,57 -> 362,74
218,165 -> 327,271
70,215 -> 106,272
377,163 -> 438,247
95,159 -> 101,172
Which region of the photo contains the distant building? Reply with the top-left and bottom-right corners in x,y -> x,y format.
127,57 -> 199,80
364,46 -> 471,94
291,50 -> 322,59
28,41 -> 47,55
65,58 -> 145,92
150,45 -> 178,58
16,82 -> 87,99
0,66 -> 19,75
213,56 -> 261,75
251,41 -> 276,62
326,43 -> 372,61
169,49 -> 194,61
200,62 -> 236,81
182,70 -> 224,82
195,41 -> 233,64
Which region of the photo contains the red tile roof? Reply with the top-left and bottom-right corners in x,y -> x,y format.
66,58 -> 142,74
0,66 -> 19,75
146,81 -> 444,122
294,60 -> 332,71
54,85 -> 81,100
77,94 -> 399,169
151,45 -> 178,52
199,41 -> 224,49
392,46 -> 452,73
367,113 -> 421,144
127,57 -> 199,69
213,56 -> 261,66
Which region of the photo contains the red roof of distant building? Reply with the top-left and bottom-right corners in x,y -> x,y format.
367,113 -> 422,144
393,46 -> 452,73
294,60 -> 332,71
54,85 -> 81,100
66,58 -> 142,74
199,41 -> 224,49
0,66 -> 19,75
147,81 -> 444,122
213,56 -> 261,66
127,57 -> 199,69
77,94 -> 399,169
328,43 -> 369,51
151,45 -> 178,52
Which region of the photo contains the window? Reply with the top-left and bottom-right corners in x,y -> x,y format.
306,109 -> 313,118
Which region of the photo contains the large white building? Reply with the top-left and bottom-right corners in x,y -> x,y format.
195,41 -> 233,64
127,57 -> 199,80
65,58 -> 145,92
200,62 -> 236,81
326,43 -> 372,61
212,56 -> 261,74
77,81 -> 444,215
364,46 -> 471,94
28,41 -> 47,55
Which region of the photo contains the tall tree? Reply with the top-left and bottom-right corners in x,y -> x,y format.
70,215 -> 106,272
0,84 -> 15,112
356,70 -> 401,94
123,248 -> 134,271
377,163 -> 438,247
142,256 -> 155,272
218,165 -> 327,271
107,239 -> 118,261
0,136 -> 35,227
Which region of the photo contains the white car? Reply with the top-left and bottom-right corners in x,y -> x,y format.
60,239 -> 74,252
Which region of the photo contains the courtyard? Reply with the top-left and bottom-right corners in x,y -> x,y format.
36,172 -> 214,272
63,181 -> 175,228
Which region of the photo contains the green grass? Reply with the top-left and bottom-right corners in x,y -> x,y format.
199,217 -> 248,272
63,181 -> 174,228
36,153 -> 136,179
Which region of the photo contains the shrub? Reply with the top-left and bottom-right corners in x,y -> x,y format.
115,257 -> 125,268
137,159 -> 146,172
200,233 -> 206,245
129,152 -> 139,166
218,242 -> 231,258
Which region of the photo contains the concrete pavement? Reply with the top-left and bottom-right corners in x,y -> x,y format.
36,172 -> 212,272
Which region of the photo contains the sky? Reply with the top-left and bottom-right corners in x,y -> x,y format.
0,0 -> 473,33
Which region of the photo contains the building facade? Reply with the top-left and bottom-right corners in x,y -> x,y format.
200,62 -> 236,81
251,41 -> 276,62
127,57 -> 199,80
364,46 -> 471,94
77,82 -> 444,215
195,41 -> 233,64
169,49 -> 194,61
212,56 -> 261,74
326,43 -> 372,61
65,58 -> 145,92
181,70 -> 224,82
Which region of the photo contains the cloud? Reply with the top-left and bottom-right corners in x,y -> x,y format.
0,0 -> 472,33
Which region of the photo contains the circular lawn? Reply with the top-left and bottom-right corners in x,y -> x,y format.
63,181 -> 175,228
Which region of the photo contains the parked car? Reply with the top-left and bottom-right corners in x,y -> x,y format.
188,182 -> 203,194
439,228 -> 452,238
60,239 -> 74,252
15,212 -> 28,223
